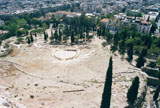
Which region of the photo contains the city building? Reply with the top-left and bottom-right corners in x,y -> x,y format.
137,19 -> 152,33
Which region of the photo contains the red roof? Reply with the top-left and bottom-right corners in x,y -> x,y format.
141,19 -> 151,25
101,18 -> 109,23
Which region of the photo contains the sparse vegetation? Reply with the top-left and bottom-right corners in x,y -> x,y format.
16,37 -> 24,44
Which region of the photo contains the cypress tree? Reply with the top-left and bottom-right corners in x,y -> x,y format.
80,30 -> 83,39
150,21 -> 157,33
153,86 -> 160,101
44,32 -> 48,42
65,26 -> 69,37
127,76 -> 140,104
147,35 -> 152,49
119,40 -> 125,55
46,33 -> 48,41
136,49 -> 147,68
147,16 -> 150,22
113,31 -> 118,48
30,34 -> 34,43
54,29 -> 58,41
44,32 -> 46,41
102,26 -> 106,36
100,57 -> 113,108
27,37 -> 31,45
141,48 -> 147,57
127,43 -> 133,62
71,31 -> 75,43
35,33 -> 37,37
59,29 -> 62,42
97,29 -> 101,36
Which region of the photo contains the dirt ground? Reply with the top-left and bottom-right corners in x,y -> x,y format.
0,33 -> 147,108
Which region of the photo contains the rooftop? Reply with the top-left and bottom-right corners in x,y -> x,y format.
101,18 -> 110,23
141,19 -> 151,25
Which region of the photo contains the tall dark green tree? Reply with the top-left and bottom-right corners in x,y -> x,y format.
30,34 -> 34,43
147,16 -> 150,22
111,31 -> 119,52
35,33 -> 37,37
86,31 -> 89,40
127,76 -> 140,104
59,29 -> 62,42
143,34 -> 152,49
105,30 -> 112,43
79,30 -> 83,39
97,29 -> 101,36
27,37 -> 31,45
64,26 -> 70,37
113,31 -> 119,48
153,86 -> 160,101
100,57 -> 113,108
44,32 -> 48,42
127,43 -> 133,62
119,40 -> 125,55
150,21 -> 157,33
102,26 -> 106,36
71,31 -> 75,43
54,29 -> 58,41
136,49 -> 147,68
